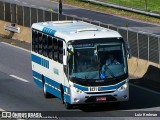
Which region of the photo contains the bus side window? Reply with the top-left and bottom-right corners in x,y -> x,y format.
38,33 -> 43,54
58,40 -> 63,64
53,38 -> 58,61
42,35 -> 48,57
32,30 -> 35,51
48,36 -> 53,59
35,32 -> 39,53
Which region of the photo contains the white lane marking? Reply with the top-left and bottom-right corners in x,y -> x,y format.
0,42 -> 30,53
10,75 -> 29,83
130,83 -> 160,95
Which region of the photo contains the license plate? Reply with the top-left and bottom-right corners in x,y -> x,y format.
96,97 -> 106,101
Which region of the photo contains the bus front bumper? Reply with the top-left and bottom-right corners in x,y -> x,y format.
70,83 -> 129,105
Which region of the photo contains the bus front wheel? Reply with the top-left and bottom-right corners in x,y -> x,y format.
64,102 -> 72,109
60,86 -> 72,109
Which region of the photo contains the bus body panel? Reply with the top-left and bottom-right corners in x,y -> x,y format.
32,51 -> 66,99
31,20 -> 129,106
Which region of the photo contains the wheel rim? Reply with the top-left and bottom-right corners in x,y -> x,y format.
43,83 -> 46,95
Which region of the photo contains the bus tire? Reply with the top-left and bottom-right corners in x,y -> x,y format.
63,94 -> 72,109
42,76 -> 51,98
60,85 -> 72,109
64,102 -> 72,109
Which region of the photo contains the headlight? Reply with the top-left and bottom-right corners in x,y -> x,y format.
69,81 -> 83,94
72,87 -> 83,94
118,83 -> 128,91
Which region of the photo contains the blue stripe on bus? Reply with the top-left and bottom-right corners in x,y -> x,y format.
32,70 -> 42,80
73,80 -> 126,92
64,94 -> 71,104
34,78 -> 43,88
32,70 -> 69,100
102,80 -> 126,91
42,27 -> 56,36
45,76 -> 60,91
32,54 -> 41,65
63,86 -> 70,94
32,54 -> 49,69
74,84 -> 88,91
46,84 -> 61,99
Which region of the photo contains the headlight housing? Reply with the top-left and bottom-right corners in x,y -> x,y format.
72,87 -> 83,94
69,81 -> 83,94
118,83 -> 128,91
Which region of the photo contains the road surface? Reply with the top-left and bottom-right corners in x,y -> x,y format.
1,0 -> 160,35
0,41 -> 160,120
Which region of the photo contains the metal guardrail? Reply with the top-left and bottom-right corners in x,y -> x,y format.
81,0 -> 160,18
0,1 -> 160,64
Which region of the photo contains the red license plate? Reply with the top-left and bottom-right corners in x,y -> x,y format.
96,97 -> 107,101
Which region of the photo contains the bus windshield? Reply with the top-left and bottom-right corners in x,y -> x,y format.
68,41 -> 127,81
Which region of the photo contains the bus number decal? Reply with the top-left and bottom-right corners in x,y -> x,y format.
89,87 -> 98,92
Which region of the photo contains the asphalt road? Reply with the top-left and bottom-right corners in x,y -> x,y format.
0,42 -> 160,120
1,0 -> 160,35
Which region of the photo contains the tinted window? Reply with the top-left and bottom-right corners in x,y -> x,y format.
58,40 -> 63,63
53,38 -> 58,61
42,35 -> 48,57
34,31 -> 39,53
38,33 -> 43,54
48,36 -> 53,59
32,30 -> 35,51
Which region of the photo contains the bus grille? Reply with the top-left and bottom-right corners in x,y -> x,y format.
85,90 -> 115,94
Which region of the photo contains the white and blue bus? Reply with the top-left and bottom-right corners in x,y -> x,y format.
31,21 -> 131,109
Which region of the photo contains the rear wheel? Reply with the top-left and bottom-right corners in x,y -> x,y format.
43,81 -> 51,98
42,76 -> 53,98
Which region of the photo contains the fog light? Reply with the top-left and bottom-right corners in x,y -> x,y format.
123,95 -> 127,99
74,98 -> 80,102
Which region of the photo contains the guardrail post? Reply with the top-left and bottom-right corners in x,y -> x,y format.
127,29 -> 129,42
0,1 -> 5,21
43,10 -> 45,22
23,6 -> 24,26
137,32 -> 139,58
4,2 -> 5,21
37,8 -> 38,23
159,37 -> 160,65
11,4 -> 16,24
148,34 -> 150,61
29,7 -> 31,26
58,13 -> 59,21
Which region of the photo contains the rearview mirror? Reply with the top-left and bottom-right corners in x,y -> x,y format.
67,45 -> 74,55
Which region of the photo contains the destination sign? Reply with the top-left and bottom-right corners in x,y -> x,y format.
73,43 -> 94,48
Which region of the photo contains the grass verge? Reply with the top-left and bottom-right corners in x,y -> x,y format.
51,0 -> 160,25
103,0 -> 160,13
